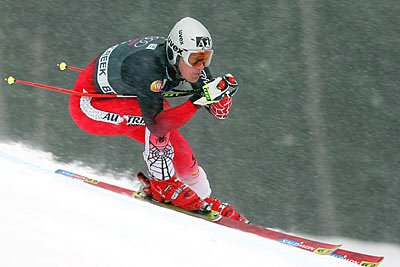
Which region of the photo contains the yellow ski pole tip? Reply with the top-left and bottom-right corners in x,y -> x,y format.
6,76 -> 15,84
58,62 -> 67,71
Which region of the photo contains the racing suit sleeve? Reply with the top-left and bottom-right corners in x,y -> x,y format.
121,51 -> 198,137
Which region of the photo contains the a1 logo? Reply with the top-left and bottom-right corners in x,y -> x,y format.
196,36 -> 211,49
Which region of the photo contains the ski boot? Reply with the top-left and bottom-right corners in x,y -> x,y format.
204,197 -> 249,223
137,172 -> 211,214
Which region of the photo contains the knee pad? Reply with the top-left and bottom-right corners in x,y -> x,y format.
179,166 -> 211,199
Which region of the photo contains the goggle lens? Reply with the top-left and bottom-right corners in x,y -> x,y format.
186,50 -> 213,67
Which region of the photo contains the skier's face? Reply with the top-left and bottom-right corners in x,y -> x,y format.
178,57 -> 205,83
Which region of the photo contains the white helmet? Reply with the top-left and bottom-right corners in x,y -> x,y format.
166,17 -> 213,67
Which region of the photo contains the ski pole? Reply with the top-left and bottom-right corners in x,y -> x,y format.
4,76 -> 197,98
4,76 -> 130,98
57,62 -> 83,72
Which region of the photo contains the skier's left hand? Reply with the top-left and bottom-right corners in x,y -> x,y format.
205,74 -> 237,119
206,94 -> 232,120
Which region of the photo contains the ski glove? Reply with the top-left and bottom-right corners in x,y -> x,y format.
190,74 -> 238,107
206,94 -> 232,120
222,73 -> 239,97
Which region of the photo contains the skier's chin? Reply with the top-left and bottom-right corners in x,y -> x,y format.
185,74 -> 200,83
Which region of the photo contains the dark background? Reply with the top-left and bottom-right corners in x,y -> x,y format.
1,0 -> 399,244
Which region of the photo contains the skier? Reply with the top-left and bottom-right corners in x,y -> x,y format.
69,17 -> 247,222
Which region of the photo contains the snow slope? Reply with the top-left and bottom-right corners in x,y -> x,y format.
0,142 -> 397,267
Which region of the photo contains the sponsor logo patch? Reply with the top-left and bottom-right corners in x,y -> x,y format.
167,36 -> 186,56
79,90 -> 145,126
123,115 -> 145,126
196,36 -> 211,48
278,239 -> 300,247
313,248 -> 337,255
178,29 -> 184,45
360,262 -> 380,267
329,253 -> 345,259
150,80 -> 163,92
97,45 -> 118,94
146,43 -> 158,50
85,178 -> 99,184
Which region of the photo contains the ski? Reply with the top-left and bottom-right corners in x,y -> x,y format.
217,217 -> 384,266
54,169 -> 384,265
329,248 -> 384,266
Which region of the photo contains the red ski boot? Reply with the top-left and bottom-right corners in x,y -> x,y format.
204,197 -> 249,223
137,172 -> 210,213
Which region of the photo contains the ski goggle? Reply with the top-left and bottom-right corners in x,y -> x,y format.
183,50 -> 214,67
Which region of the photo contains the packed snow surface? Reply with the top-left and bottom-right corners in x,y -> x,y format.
0,142 -> 397,267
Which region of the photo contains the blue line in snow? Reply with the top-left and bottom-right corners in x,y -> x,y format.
0,149 -> 53,175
